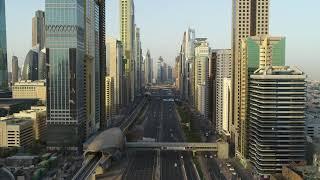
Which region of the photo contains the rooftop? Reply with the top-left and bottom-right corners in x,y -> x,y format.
251,66 -> 306,79
13,80 -> 46,86
0,117 -> 32,126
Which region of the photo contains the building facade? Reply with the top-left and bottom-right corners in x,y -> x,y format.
32,10 -> 45,50
194,38 -> 210,119
12,56 -> 19,85
0,118 -> 33,148
222,78 -> 232,136
0,0 -> 8,91
107,37 -> 124,111
22,48 -> 39,81
135,26 -> 142,93
13,106 -> 46,142
213,49 -> 232,135
231,0 -> 270,158
144,50 -> 152,85
12,80 -> 46,104
45,0 -> 86,149
105,76 -> 114,127
237,36 -> 286,163
84,0 -> 101,136
249,66 -> 306,177
120,0 -> 135,102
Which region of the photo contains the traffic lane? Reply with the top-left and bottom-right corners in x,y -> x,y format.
161,151 -> 183,180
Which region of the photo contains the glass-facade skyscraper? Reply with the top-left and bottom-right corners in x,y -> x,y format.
45,0 -> 86,149
22,48 -> 39,81
0,0 -> 8,90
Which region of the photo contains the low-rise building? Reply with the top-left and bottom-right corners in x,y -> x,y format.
12,106 -> 46,142
12,80 -> 46,104
270,165 -> 320,180
306,114 -> 320,139
0,117 -> 34,148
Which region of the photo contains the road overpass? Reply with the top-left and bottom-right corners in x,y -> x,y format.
126,142 -> 218,151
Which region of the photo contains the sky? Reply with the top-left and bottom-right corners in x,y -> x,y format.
5,0 -> 320,79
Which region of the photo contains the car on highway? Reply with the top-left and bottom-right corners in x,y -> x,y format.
174,163 -> 178,168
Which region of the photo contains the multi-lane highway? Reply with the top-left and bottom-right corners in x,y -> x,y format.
123,87 -> 199,180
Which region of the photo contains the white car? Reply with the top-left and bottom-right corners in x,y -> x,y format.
174,163 -> 178,167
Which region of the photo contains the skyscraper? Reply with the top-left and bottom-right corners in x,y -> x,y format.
135,26 -> 142,93
32,10 -> 47,81
97,0 -> 106,130
249,66 -> 306,177
175,55 -> 181,90
84,0 -> 102,135
120,0 -> 135,102
237,36 -> 286,164
105,76 -> 114,126
32,10 -> 45,50
231,0 -> 270,160
167,65 -> 173,82
180,28 -> 195,101
157,56 -> 164,83
144,50 -> 153,85
213,49 -> 232,135
0,0 -> 8,91
107,37 -> 124,111
22,48 -> 39,81
12,56 -> 19,84
45,0 -> 86,149
194,38 -> 210,119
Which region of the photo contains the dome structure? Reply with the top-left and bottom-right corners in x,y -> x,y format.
85,128 -> 124,154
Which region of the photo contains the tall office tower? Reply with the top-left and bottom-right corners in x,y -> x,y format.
105,76 -> 114,127
156,56 -> 164,83
162,62 -> 168,82
194,38 -> 210,119
12,56 -> 19,84
135,27 -> 142,93
32,10 -> 47,80
249,66 -> 306,177
84,0 -> 102,137
96,0 -> 106,129
38,49 -> 46,80
208,51 -> 217,126
222,78 -> 232,136
0,0 -> 8,91
175,55 -> 181,90
237,36 -> 286,164
144,50 -> 152,85
107,37 -> 124,112
22,48 -> 39,81
167,65 -> 173,82
141,57 -> 145,88
45,0 -> 86,149
180,28 -> 195,101
120,0 -> 135,102
213,49 -> 232,135
32,10 -> 45,50
231,0 -> 270,158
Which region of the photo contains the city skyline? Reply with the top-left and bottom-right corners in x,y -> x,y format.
4,0 -> 320,80
0,0 -> 318,179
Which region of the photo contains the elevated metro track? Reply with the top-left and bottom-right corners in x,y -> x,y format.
73,98 -> 147,180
